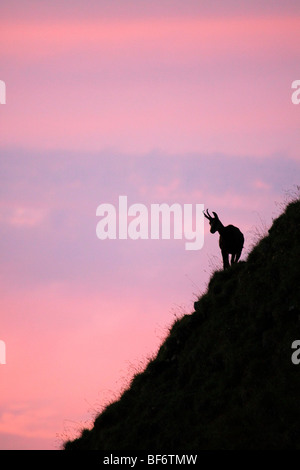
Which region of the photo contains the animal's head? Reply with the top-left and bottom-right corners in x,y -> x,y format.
203,209 -> 220,233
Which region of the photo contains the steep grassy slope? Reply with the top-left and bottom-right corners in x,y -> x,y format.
65,199 -> 300,450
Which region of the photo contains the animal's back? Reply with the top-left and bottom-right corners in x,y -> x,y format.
220,225 -> 244,254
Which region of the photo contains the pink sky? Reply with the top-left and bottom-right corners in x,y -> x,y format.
1,1 -> 300,449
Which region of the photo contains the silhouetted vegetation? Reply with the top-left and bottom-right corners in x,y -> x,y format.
64,198 -> 300,450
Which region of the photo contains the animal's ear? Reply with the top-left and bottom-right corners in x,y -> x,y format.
212,212 -> 219,219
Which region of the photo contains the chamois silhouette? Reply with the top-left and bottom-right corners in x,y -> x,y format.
204,209 -> 244,270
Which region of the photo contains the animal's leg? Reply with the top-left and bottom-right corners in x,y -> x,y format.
222,250 -> 230,269
235,250 -> 242,263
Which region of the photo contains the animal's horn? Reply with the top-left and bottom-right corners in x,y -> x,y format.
203,209 -> 212,220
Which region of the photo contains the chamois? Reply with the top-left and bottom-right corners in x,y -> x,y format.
203,209 -> 244,270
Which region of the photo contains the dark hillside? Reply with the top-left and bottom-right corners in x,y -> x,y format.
64,199 -> 300,450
